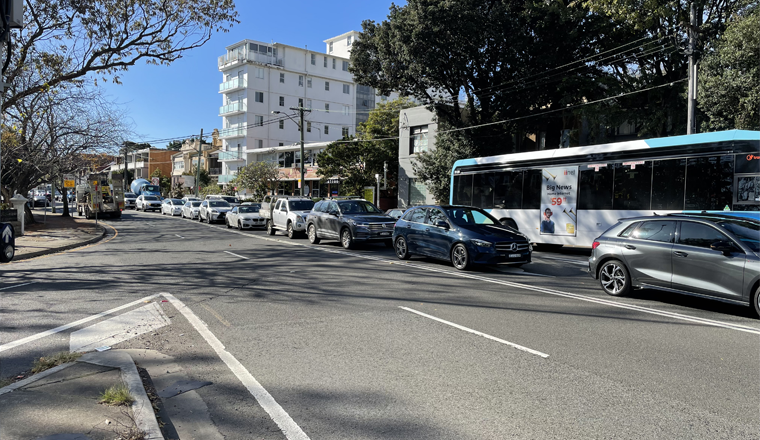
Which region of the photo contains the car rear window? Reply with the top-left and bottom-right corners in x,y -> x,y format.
618,222 -> 639,237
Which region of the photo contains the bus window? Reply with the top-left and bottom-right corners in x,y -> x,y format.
522,170 -> 542,209
494,171 -> 523,209
579,167 -> 614,210
652,159 -> 686,210
472,173 -> 495,209
685,156 -> 733,210
613,162 -> 652,210
453,174 -> 473,205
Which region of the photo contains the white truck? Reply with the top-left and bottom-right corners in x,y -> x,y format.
76,172 -> 125,219
260,195 -> 315,239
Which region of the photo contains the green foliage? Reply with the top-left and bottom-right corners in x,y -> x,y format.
169,187 -> 184,198
150,168 -> 171,195
166,140 -> 183,151
316,98 -> 415,196
32,352 -> 83,374
231,161 -> 282,201
412,123 -> 477,204
183,166 -> 211,187
99,384 -> 134,406
698,6 -> 759,130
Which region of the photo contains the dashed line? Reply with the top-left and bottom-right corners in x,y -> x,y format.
0,282 -> 36,291
224,250 -> 249,260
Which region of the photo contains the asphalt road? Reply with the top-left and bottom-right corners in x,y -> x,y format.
2,209 -> 759,439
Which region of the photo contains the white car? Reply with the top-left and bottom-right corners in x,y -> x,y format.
161,198 -> 185,216
198,200 -> 232,223
181,201 -> 202,219
205,194 -> 240,207
182,196 -> 201,203
226,204 -> 265,229
136,195 -> 162,211
124,192 -> 137,209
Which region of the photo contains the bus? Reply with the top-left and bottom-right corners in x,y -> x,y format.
450,130 -> 760,247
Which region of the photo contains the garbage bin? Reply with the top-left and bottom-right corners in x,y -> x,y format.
0,222 -> 15,263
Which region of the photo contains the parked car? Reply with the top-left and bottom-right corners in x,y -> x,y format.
393,205 -> 532,270
589,212 -> 760,316
386,208 -> 405,219
198,200 -> 232,223
182,196 -> 201,203
306,199 -> 396,249
161,198 -> 185,216
205,194 -> 240,207
261,196 -> 315,238
135,195 -> 162,211
124,193 -> 137,209
181,201 -> 202,219
28,193 -> 48,207
226,204 -> 265,229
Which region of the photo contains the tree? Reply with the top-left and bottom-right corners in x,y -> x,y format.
166,140 -> 183,151
3,0 -> 239,113
150,168 -> 171,196
316,98 -> 415,196
698,5 -> 759,130
231,161 -> 282,201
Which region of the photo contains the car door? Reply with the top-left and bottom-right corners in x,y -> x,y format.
404,208 -> 429,254
200,201 -> 208,220
323,202 -> 342,239
424,208 -> 452,258
274,200 -> 286,227
671,220 -> 746,299
229,207 -> 238,224
310,201 -> 325,234
620,220 -> 676,287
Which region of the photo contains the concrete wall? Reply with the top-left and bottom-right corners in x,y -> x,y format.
398,106 -> 438,209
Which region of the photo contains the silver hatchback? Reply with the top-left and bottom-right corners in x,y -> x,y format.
589,213 -> 760,317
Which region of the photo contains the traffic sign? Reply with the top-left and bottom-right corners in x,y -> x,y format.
63,179 -> 75,188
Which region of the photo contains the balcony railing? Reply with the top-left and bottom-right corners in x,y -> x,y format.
218,51 -> 283,69
219,127 -> 247,138
219,102 -> 246,115
218,174 -> 237,184
208,167 -> 222,176
218,151 -> 245,161
219,77 -> 247,93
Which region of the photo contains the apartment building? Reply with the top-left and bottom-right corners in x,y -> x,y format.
217,31 -> 397,196
112,148 -> 174,181
171,133 -> 223,189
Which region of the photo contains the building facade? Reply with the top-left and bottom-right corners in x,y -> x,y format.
171,133 -> 223,190
398,106 -> 439,208
113,148 -> 174,182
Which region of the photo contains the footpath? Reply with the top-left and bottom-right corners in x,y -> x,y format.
11,210 -> 107,261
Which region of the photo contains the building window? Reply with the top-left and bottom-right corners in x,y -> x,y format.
298,98 -> 303,108
279,73 -> 285,83
255,91 -> 264,103
347,35 -> 352,46
343,105 -> 350,115
325,103 -> 329,113
409,179 -> 428,206
310,54 -> 316,65
410,125 -> 429,154
325,81 -> 330,91
324,56 -> 327,67
279,96 -> 284,106
279,142 -> 284,146
307,99 -> 312,109
298,75 -> 303,87
307,78 -> 312,88
257,139 -> 263,149
343,84 -> 350,94
255,68 -> 264,79
279,120 -> 284,129
255,115 -> 264,126
324,125 -> 329,135
332,58 -> 336,69
307,121 -> 312,133
342,126 -> 349,137
342,61 -> 349,71
329,42 -> 333,53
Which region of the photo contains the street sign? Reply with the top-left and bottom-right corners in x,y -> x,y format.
63,180 -> 75,188
152,177 -> 160,186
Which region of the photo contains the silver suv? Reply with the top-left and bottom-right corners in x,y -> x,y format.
589,213 -> 760,316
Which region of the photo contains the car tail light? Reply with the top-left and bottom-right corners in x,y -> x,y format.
591,241 -> 601,250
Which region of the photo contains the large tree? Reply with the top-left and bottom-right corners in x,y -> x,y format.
231,161 -> 282,201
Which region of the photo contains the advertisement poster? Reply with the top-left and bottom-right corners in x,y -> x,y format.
540,166 -> 578,236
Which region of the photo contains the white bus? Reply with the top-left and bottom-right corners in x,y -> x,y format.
450,130 -> 760,247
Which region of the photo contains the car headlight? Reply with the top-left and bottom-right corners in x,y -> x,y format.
296,215 -> 304,222
470,239 -> 492,247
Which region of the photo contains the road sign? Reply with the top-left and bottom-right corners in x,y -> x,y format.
2,223 -> 13,244
63,179 -> 75,188
152,177 -> 160,186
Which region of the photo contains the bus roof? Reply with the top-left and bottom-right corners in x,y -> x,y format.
452,129 -> 760,170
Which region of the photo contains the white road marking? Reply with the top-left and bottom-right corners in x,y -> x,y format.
186,217 -> 760,335
0,282 -> 36,291
535,256 -> 588,266
161,293 -> 310,440
0,294 -> 161,353
224,250 -> 249,260
494,266 -> 555,278
69,302 -> 171,352
175,234 -> 185,239
400,306 -> 549,358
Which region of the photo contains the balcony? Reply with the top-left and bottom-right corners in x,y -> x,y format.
219,127 -> 247,139
218,151 -> 245,161
219,77 -> 247,93
218,51 -> 283,70
208,167 -> 222,176
219,102 -> 247,116
218,174 -> 237,184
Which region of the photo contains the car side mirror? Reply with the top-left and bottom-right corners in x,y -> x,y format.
435,220 -> 450,229
710,241 -> 735,254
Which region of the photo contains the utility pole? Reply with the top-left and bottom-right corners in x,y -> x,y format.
290,107 -> 307,196
196,129 -> 203,198
686,2 -> 697,135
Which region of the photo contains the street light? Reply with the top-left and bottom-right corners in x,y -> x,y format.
272,108 -> 310,196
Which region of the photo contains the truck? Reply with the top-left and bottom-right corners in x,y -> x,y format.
129,178 -> 162,197
260,195 -> 315,239
76,173 -> 125,219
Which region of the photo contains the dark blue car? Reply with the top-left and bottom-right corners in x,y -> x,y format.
393,205 -> 532,270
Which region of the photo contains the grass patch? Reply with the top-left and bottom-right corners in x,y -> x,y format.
0,377 -> 14,388
31,351 -> 82,373
99,383 -> 135,406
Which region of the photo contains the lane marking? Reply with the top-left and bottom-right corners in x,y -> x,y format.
493,267 -> 555,278
69,302 -> 171,352
176,214 -> 760,335
175,234 -> 185,239
0,294 -> 160,353
162,293 -> 309,440
400,306 -> 549,358
224,250 -> 249,260
0,282 -> 36,291
535,256 -> 588,266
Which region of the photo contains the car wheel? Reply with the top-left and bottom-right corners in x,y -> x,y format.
206,214 -> 211,224
395,237 -> 410,260
599,259 -> 631,297
752,285 -> 760,318
1,242 -> 14,263
238,221 -> 243,230
341,228 -> 354,250
266,220 -> 276,235
308,224 -> 320,244
287,221 -> 296,239
451,243 -> 470,270
181,212 -> 185,219
226,219 -> 232,228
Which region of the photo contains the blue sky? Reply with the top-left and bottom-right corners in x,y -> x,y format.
98,0 -> 398,148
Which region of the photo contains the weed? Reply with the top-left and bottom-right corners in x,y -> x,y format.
99,384 -> 135,406
31,351 -> 82,373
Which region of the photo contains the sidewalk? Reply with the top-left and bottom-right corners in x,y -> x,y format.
12,210 -> 107,261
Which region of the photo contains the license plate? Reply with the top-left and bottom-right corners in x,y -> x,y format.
379,232 -> 391,236
509,254 -> 521,258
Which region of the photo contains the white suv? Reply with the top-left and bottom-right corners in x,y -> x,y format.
198,199 -> 232,223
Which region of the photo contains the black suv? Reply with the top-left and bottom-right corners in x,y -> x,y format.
306,199 -> 396,249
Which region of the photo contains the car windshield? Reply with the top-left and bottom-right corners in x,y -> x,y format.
290,200 -> 315,211
125,193 -> 136,198
143,196 -> 159,201
191,201 -> 202,207
338,201 -> 382,214
238,206 -> 259,213
171,199 -> 183,205
222,196 -> 239,203
444,207 -> 498,226
209,201 -> 230,208
144,185 -> 160,192
717,219 -> 760,252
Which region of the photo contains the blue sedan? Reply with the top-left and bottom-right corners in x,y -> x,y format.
393,205 -> 532,270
